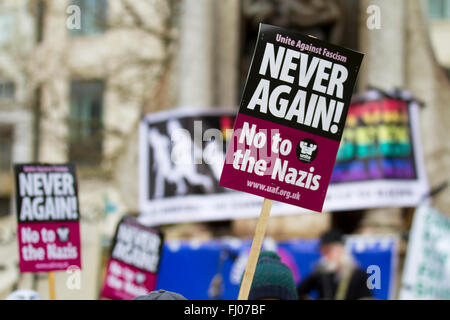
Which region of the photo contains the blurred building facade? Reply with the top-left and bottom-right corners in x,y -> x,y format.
0,0 -> 34,299
0,0 -> 34,220
0,0 -> 449,300
0,0 -> 177,299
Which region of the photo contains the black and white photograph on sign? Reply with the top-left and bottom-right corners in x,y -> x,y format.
138,109 -> 299,226
143,110 -> 235,200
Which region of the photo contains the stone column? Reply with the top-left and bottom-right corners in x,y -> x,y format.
214,0 -> 240,108
28,0 -> 104,300
357,0 -> 407,234
359,0 -> 406,91
177,0 -> 214,109
33,0 -> 70,163
405,0 -> 450,214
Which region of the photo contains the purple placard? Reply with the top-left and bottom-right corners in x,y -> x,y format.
220,114 -> 339,212
100,216 -> 164,300
101,259 -> 158,300
219,24 -> 363,212
14,163 -> 82,273
18,221 -> 81,272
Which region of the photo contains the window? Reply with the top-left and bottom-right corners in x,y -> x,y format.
0,81 -> 15,99
331,210 -> 366,234
33,86 -> 42,161
0,197 -> 10,217
70,0 -> 108,36
239,1 -> 360,97
0,13 -> 14,46
0,126 -> 12,172
69,80 -> 104,166
428,0 -> 450,19
36,0 -> 46,43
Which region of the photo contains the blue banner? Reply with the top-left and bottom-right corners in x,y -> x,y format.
156,236 -> 397,300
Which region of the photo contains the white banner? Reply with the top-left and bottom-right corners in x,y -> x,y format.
138,109 -> 310,227
323,89 -> 429,211
399,205 -> 450,300
139,89 -> 429,226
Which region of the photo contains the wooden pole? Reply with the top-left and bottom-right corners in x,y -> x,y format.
237,198 -> 273,300
48,271 -> 56,300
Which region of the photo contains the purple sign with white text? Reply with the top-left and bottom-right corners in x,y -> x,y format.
14,163 -> 82,273
220,24 -> 364,212
101,216 -> 164,300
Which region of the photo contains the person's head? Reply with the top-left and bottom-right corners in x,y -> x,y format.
248,250 -> 298,300
5,289 -> 41,300
133,289 -> 187,300
319,230 -> 346,269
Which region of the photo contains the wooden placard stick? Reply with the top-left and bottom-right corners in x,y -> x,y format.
48,271 -> 56,300
237,198 -> 273,300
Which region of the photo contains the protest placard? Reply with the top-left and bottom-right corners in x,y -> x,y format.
101,216 -> 164,300
14,163 -> 82,273
218,23 -> 363,300
399,205 -> 450,300
219,24 -> 364,213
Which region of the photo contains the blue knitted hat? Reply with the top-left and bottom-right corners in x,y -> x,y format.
248,251 -> 298,300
